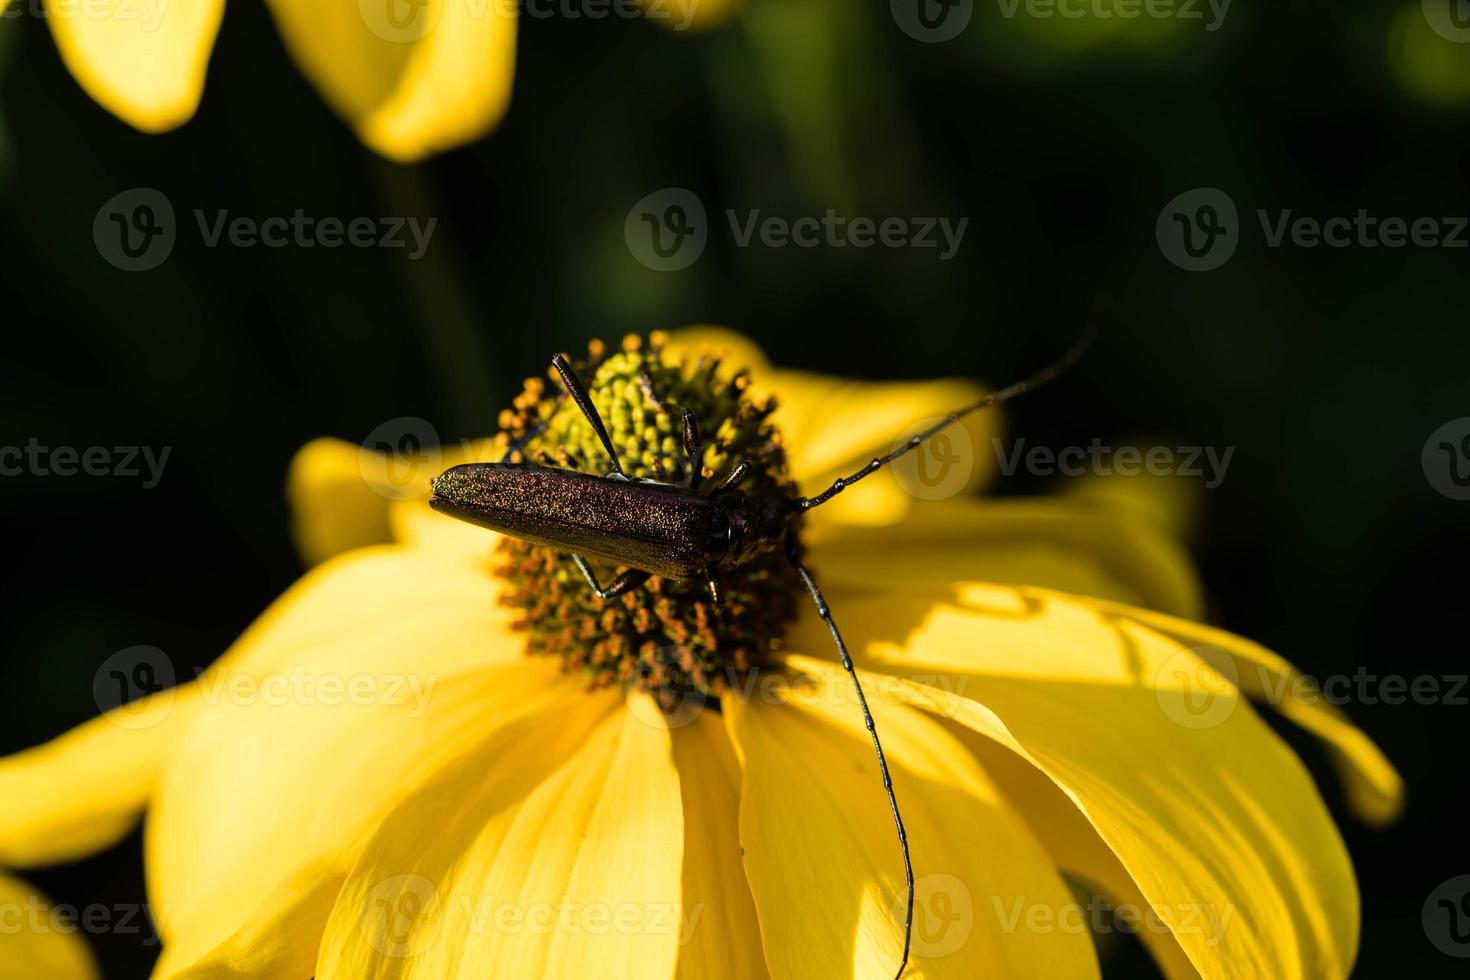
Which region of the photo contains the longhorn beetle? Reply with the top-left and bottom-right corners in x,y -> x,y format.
429,337 -> 1089,979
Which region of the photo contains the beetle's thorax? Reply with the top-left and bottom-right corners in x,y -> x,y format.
712,492 -> 794,567
487,334 -> 802,710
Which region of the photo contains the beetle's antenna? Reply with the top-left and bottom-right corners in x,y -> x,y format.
793,329 -> 1094,512
787,538 -> 913,980
552,353 -> 626,478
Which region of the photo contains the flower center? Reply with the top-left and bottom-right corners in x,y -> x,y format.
493,333 -> 802,710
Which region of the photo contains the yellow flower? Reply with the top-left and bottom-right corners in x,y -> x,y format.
0,329 -> 1400,978
0,872 -> 99,979
0,0 -> 515,161
0,0 -> 738,160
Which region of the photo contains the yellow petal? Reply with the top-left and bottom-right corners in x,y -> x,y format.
808,495 -> 1204,619
950,722 -> 1201,978
786,583 -> 1369,979
153,862 -> 344,980
1062,593 -> 1404,826
288,436 -> 499,566
724,669 -> 1100,979
0,873 -> 99,980
147,545 -> 533,965
287,438 -> 398,567
264,0 -> 516,162
389,495 -> 503,560
317,692 -> 683,980
771,368 -> 999,528
0,687 -> 190,867
668,711 -> 766,980
44,0 -> 224,132
1063,460 -> 1202,545
667,325 -> 999,527
665,325 -> 772,378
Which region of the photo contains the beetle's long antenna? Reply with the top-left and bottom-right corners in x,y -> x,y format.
552,353 -> 626,478
787,540 -> 913,980
793,329 -> 1094,512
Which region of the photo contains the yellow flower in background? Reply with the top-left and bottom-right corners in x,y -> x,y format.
0,328 -> 1399,978
0,0 -> 733,161
0,873 -> 99,980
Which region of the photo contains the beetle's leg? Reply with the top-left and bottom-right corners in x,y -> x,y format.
637,371 -> 703,489
705,568 -> 723,609
710,458 -> 751,497
552,353 -> 627,478
571,554 -> 650,600
785,533 -> 914,980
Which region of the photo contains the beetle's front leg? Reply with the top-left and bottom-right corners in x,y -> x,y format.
571,554 -> 651,599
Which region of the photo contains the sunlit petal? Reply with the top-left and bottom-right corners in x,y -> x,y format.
44,0 -> 224,132
726,671 -> 1100,979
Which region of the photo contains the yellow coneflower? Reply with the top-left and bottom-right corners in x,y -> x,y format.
0,329 -> 1400,978
0,0 -> 734,161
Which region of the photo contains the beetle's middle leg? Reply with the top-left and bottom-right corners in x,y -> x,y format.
571,554 -> 650,600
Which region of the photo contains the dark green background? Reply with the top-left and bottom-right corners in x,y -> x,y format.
1,1 -> 1466,975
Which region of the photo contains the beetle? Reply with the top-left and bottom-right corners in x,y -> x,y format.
429,342 -> 1088,979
